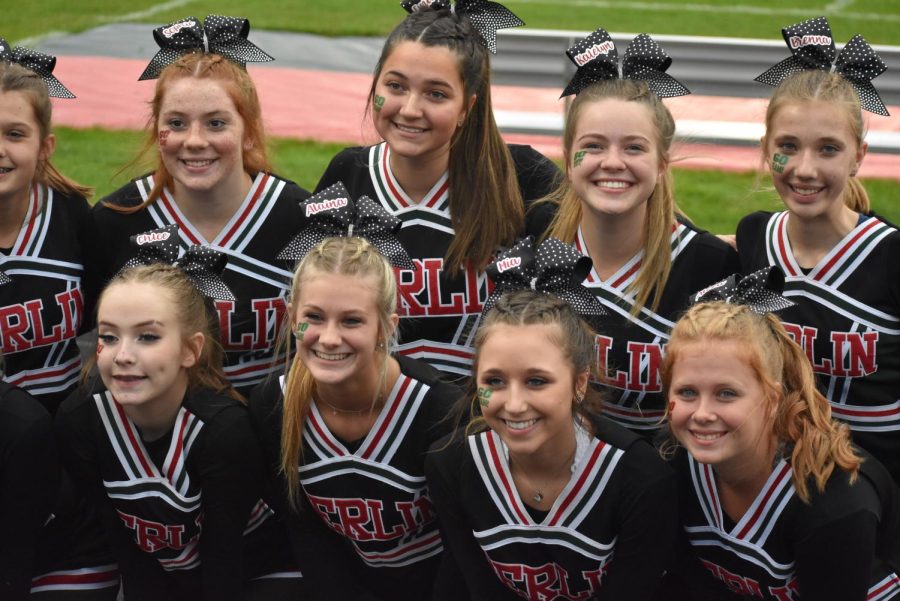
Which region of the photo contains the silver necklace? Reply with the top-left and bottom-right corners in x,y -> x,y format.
502,421 -> 591,504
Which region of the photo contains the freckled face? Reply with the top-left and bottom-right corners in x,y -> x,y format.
157,78 -> 249,198
0,90 -> 55,208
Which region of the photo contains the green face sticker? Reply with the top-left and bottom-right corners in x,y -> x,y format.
477,387 -> 493,407
294,322 -> 309,341
772,153 -> 789,173
373,95 -> 385,112
573,150 -> 587,167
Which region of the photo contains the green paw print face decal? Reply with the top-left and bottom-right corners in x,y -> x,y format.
294,322 -> 309,341
373,95 -> 385,112
573,150 -> 587,167
477,387 -> 493,407
772,153 -> 789,173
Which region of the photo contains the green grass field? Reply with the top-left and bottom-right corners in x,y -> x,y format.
8,0 -> 900,43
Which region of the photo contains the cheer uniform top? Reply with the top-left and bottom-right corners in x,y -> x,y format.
315,143 -> 560,378
737,211 -> 900,482
251,355 -> 462,601
672,447 -> 900,600
0,381 -> 117,600
56,380 -> 300,601
573,220 -> 739,433
0,184 -> 90,413
425,416 -> 677,601
88,173 -> 309,395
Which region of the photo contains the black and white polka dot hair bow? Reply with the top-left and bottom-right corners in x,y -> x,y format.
755,16 -> 889,116
690,267 -> 795,314
483,236 -> 606,316
122,224 -> 236,301
278,182 -> 416,270
562,28 -> 690,98
402,0 -> 524,53
0,37 -> 75,98
138,15 -> 274,81
0,267 -> 10,286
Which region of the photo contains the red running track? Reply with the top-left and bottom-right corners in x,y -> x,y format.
52,56 -> 900,180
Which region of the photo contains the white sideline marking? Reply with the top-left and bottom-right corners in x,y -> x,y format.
824,0 -> 855,11
15,31 -> 70,47
96,0 -> 193,24
508,0 -> 900,22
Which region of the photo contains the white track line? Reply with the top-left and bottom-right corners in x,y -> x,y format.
96,0 -> 193,24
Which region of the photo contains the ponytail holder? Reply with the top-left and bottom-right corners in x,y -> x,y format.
0,38 -> 75,98
483,236 -> 606,317
754,16 -> 889,116
690,267 -> 795,314
122,224 -> 235,301
562,28 -> 690,98
401,0 -> 524,54
138,15 -> 274,81
278,182 -> 416,270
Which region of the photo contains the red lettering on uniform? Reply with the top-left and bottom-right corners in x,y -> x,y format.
464,268 -> 486,314
307,495 -> 408,542
700,559 -> 764,598
0,304 -> 29,351
25,300 -> 62,346
423,258 -> 464,315
769,578 -> 800,600
595,335 -> 627,388
782,323 -> 832,374
395,259 -> 479,317
490,560 -> 600,600
626,342 -> 664,392
831,331 -> 878,378
55,287 -> 83,338
214,297 -> 286,351
395,496 -> 436,531
117,511 -> 190,552
395,264 -> 426,317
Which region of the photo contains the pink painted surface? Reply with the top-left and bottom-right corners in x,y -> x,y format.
52,57 -> 900,180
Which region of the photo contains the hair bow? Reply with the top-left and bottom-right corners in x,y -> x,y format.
754,16 -> 889,116
0,38 -> 75,98
0,269 -> 10,285
690,267 -> 795,314
562,29 -> 689,98
402,0 -> 524,53
278,182 -> 415,270
484,236 -> 606,317
122,224 -> 235,301
139,15 -> 274,81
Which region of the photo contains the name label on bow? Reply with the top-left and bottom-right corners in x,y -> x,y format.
574,41 -> 616,67
135,231 -> 172,245
789,34 -> 831,49
306,197 -> 349,217
495,257 -> 522,273
162,20 -> 198,38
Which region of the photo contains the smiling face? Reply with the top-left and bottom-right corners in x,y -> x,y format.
0,90 -> 54,208
668,340 -> 778,476
97,282 -> 201,414
293,271 -> 393,388
372,40 -> 472,165
568,98 -> 664,222
766,100 -> 866,222
157,77 -> 249,199
478,323 -> 589,462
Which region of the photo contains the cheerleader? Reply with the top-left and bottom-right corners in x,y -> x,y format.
250,185 -> 462,601
88,15 -> 310,397
543,28 -> 739,435
56,252 -> 301,601
736,17 -> 900,483
314,0 -> 561,379
424,238 -> 677,601
0,40 -> 92,413
663,269 -> 900,600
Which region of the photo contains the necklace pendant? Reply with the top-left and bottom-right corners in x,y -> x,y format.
532,491 -> 544,503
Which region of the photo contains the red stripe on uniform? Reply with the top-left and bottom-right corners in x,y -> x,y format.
308,411 -> 345,456
219,173 -> 270,246
361,376 -> 412,460
166,412 -> 189,481
486,433 -> 531,524
114,401 -> 155,477
423,179 -> 449,209
159,191 -> 201,245
776,216 -> 798,277
382,147 -> 411,208
548,442 -> 605,527
814,218 -> 880,281
736,462 -> 791,539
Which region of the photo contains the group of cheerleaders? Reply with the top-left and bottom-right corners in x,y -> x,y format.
1,2 -> 899,600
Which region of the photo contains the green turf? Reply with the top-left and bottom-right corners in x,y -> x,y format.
51,127 -> 900,234
8,0 -> 900,44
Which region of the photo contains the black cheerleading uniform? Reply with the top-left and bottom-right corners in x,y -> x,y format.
572,220 -> 739,433
672,447 -> 900,600
251,354 -> 462,601
425,417 -> 677,601
87,173 -> 309,395
314,143 -> 560,378
0,184 -> 90,413
0,381 -> 117,601
737,211 -> 900,483
55,380 -> 301,601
